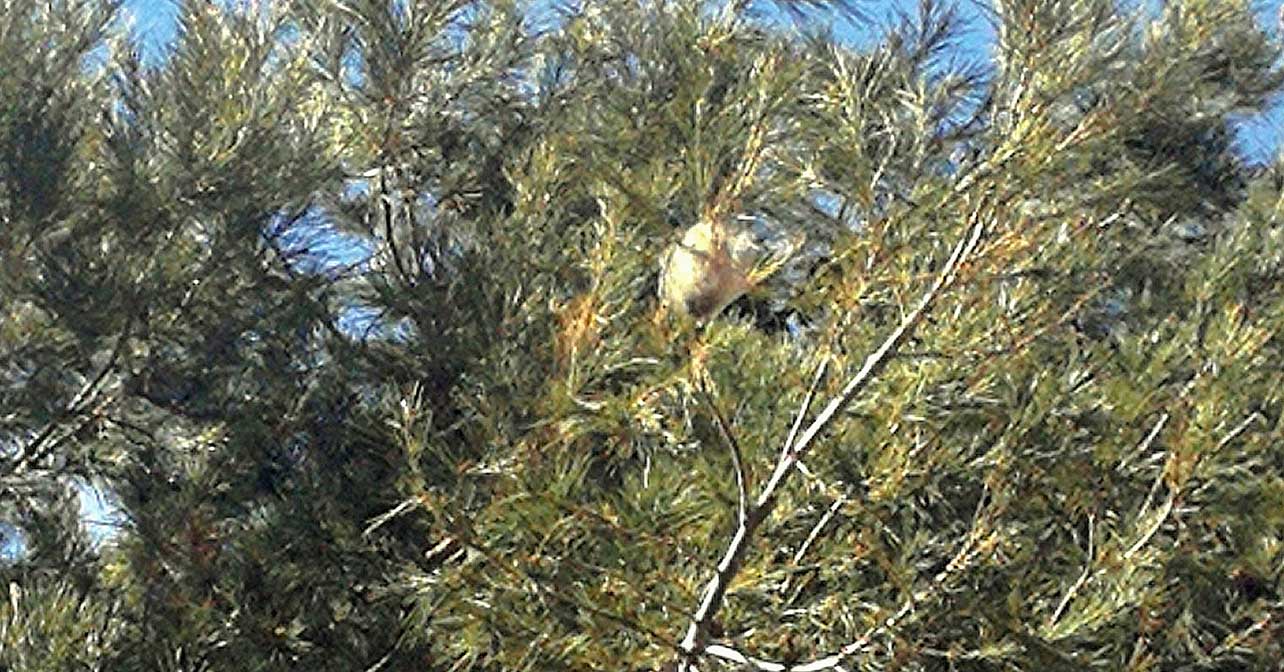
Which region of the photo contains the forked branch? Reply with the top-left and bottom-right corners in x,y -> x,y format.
676,215 -> 987,669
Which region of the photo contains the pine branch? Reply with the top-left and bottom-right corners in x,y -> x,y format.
10,315 -> 134,475
702,483 -> 998,671
677,210 -> 988,669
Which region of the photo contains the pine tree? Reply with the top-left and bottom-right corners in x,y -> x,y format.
2,1 -> 1282,670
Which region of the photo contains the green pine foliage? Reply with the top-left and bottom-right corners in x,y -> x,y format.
1,0 -> 1282,670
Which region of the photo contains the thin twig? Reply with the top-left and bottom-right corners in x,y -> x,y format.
379,169 -> 412,282
1214,411 -> 1264,452
706,643 -> 789,671
1198,613 -> 1276,667
1133,412 -> 1171,519
792,494 -> 847,565
1128,412 -> 1262,560
783,358 -> 830,463
1049,512 -> 1095,625
1125,493 -> 1174,561
1135,412 -> 1169,457
777,487 -> 850,602
701,380 -> 750,526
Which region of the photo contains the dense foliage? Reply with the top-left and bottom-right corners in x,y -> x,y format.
2,0 -> 1283,669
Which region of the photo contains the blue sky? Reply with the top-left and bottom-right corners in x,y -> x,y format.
122,0 -> 181,59
1238,0 -> 1284,162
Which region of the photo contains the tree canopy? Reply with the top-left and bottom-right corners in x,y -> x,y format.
2,0 -> 1283,670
